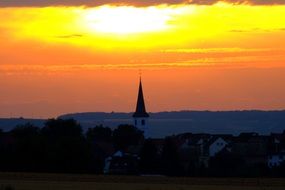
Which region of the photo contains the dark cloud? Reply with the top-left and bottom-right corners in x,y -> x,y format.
55,34 -> 84,38
189,0 -> 285,5
0,0 -> 183,7
229,28 -> 281,33
0,0 -> 285,7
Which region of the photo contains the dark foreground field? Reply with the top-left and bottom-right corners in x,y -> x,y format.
0,173 -> 285,190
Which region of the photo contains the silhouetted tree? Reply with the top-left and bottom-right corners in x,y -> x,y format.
208,151 -> 245,177
271,161 -> 285,177
161,137 -> 182,176
113,124 -> 144,151
41,119 -> 82,138
41,119 -> 91,173
86,125 -> 112,143
139,139 -> 159,174
86,125 -> 113,174
11,123 -> 40,138
0,123 -> 43,171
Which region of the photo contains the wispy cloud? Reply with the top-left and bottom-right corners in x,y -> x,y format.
1,51 -> 285,75
54,34 -> 84,38
161,48 -> 274,53
229,28 -> 285,33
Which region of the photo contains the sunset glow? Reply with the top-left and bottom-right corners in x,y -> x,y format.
83,6 -> 176,34
2,3 -> 285,50
1,2 -> 285,117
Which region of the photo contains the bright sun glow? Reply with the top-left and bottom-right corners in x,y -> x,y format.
81,6 -> 187,34
83,6 -> 181,34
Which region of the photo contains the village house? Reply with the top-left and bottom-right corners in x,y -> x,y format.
268,152 -> 285,168
104,151 -> 140,174
231,133 -> 271,166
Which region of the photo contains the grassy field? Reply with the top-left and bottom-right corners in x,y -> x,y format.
0,172 -> 285,190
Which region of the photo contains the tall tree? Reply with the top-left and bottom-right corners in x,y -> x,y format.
161,137 -> 182,176
1,123 -> 42,171
139,139 -> 159,174
86,125 -> 112,143
41,119 -> 91,173
113,124 -> 144,150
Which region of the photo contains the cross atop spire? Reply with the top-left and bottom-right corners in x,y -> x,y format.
133,78 -> 149,118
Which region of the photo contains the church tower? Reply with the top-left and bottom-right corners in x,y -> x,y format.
133,77 -> 149,137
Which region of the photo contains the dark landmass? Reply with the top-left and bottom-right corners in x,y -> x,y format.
59,110 -> 285,137
0,118 -> 284,177
0,118 -> 45,132
1,110 -> 285,137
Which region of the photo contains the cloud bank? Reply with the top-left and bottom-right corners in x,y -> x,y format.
0,0 -> 285,7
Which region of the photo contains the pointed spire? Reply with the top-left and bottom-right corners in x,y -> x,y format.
133,78 -> 149,118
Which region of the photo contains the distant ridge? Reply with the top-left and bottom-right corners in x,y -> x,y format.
59,110 -> 285,138
59,112 -> 132,120
1,110 -> 285,138
0,118 -> 45,132
59,110 -> 285,120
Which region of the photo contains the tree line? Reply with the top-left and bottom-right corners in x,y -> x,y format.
0,118 -> 284,176
0,119 -> 143,173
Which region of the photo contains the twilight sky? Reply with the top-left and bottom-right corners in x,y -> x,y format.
1,0 -> 285,118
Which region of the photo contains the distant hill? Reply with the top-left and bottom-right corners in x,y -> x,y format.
59,110 -> 285,138
0,118 -> 45,132
1,111 -> 285,138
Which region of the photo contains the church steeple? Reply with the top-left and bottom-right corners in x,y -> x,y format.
133,78 -> 149,118
133,77 -> 150,137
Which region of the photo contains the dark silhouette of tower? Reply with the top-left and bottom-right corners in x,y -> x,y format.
133,77 -> 149,137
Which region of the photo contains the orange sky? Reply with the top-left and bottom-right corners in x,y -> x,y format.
1,2 -> 285,118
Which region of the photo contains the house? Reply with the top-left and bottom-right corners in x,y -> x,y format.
232,133 -> 270,166
104,151 -> 140,175
207,136 -> 230,157
176,133 -> 232,168
267,132 -> 285,168
270,132 -> 285,153
268,152 -> 285,168
176,133 -> 206,170
199,135 -> 232,167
